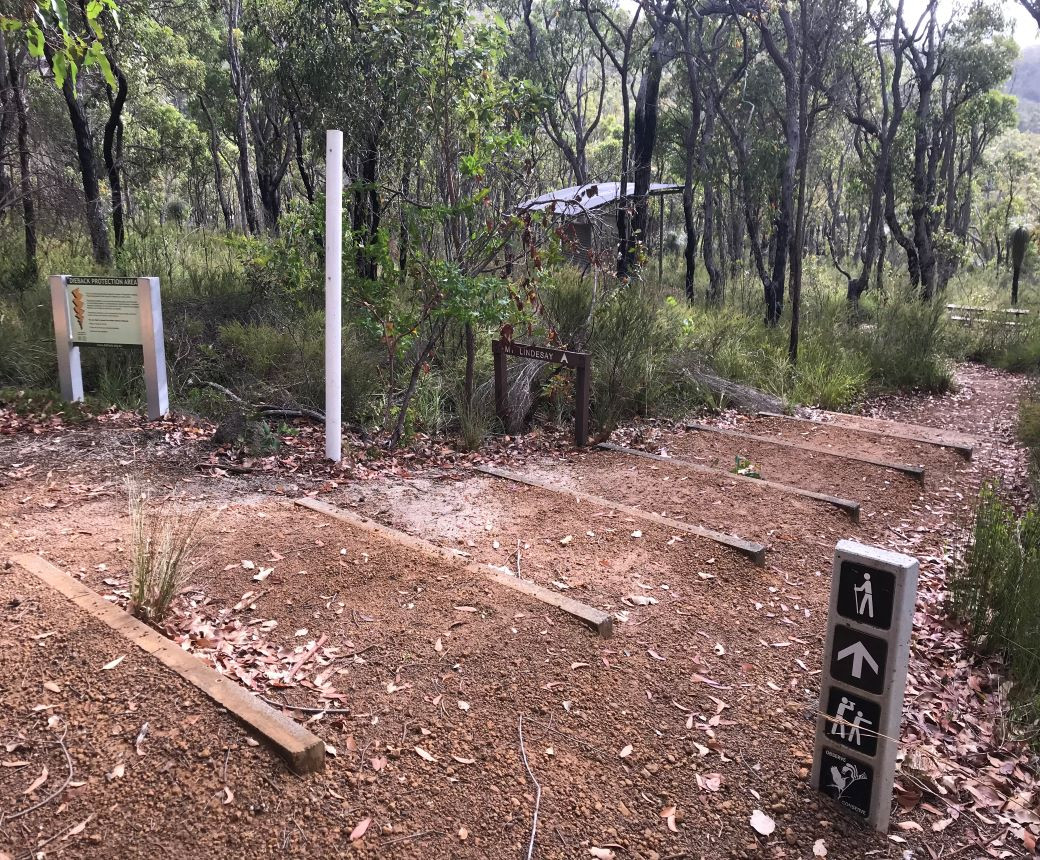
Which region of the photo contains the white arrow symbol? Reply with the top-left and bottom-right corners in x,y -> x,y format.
836,641 -> 879,679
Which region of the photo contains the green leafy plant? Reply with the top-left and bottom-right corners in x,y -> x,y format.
732,455 -> 761,478
950,483 -> 1040,727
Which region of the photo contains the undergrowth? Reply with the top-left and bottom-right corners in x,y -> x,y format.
951,484 -> 1040,731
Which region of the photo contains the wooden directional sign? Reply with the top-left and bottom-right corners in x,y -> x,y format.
49,275 -> 169,420
492,338 -> 590,447
812,540 -> 918,833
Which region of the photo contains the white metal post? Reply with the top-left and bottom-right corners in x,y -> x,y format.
137,277 -> 169,420
49,275 -> 83,403
325,129 -> 344,461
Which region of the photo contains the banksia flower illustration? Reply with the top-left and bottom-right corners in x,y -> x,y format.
71,288 -> 85,329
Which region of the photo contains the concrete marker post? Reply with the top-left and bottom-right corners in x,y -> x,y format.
811,539 -> 918,833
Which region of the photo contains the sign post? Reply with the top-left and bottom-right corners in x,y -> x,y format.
49,275 -> 168,420
492,339 -> 590,447
812,540 -> 918,833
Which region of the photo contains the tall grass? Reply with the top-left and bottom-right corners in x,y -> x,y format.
951,484 -> 1040,723
127,478 -> 204,622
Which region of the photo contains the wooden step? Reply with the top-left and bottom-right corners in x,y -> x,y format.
757,411 -> 975,460
685,422 -> 925,482
597,442 -> 861,520
473,464 -> 767,565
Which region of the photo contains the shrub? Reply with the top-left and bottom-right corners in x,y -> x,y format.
851,292 -> 952,393
950,484 -> 1040,722
127,478 -> 204,622
587,282 -> 675,439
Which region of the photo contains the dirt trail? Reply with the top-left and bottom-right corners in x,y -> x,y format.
0,362 -> 1036,859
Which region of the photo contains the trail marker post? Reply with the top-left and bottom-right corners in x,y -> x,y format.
812,540 -> 918,833
492,339 -> 590,447
49,275 -> 168,420
324,129 -> 343,461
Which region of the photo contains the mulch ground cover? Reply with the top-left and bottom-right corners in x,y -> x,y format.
0,362 -> 1037,858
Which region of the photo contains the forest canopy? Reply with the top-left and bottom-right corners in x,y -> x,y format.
0,0 -> 1037,445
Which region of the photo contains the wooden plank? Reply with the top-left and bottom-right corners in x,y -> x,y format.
598,442 -> 861,521
473,465 -> 767,566
9,553 -> 325,774
758,411 -> 975,459
294,498 -> 613,638
685,422 -> 925,482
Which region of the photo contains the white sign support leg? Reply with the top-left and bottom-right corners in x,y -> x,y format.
137,277 -> 169,420
325,129 -> 344,462
49,274 -> 83,403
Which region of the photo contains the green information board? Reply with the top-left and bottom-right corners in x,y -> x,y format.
65,276 -> 143,345
50,274 -> 168,419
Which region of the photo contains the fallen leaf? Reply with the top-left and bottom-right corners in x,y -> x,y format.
932,818 -> 954,832
750,809 -> 775,837
241,560 -> 255,570
897,821 -> 923,831
135,722 -> 149,756
660,804 -> 679,832
43,681 -> 61,693
618,745 -> 633,759
62,815 -> 93,840
23,766 -> 48,795
106,763 -> 125,780
350,816 -> 371,841
459,827 -> 469,840
370,756 -> 387,771
589,849 -> 615,859
414,746 -> 437,762
451,755 -> 476,765
434,638 -> 443,653
222,786 -> 234,805
102,655 -> 125,671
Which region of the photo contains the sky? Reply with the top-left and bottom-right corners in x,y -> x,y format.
900,0 -> 1040,45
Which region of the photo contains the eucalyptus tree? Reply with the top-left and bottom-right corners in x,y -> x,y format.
519,0 -> 609,186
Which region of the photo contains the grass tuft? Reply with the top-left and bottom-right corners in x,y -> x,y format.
127,478 -> 204,622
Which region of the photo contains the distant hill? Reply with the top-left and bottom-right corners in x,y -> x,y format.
1009,44 -> 1040,132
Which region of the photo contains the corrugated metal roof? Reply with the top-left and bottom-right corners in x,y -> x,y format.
518,182 -> 682,219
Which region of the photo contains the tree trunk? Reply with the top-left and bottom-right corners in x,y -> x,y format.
631,20 -> 670,259
103,51 -> 128,250
200,97 -> 234,230
55,58 -> 110,264
5,42 -> 34,265
227,0 -> 259,235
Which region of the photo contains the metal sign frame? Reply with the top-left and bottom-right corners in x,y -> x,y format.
811,539 -> 918,833
49,275 -> 169,421
492,339 -> 590,447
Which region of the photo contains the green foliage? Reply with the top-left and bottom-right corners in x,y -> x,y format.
1,0 -> 119,88
950,484 -> 1040,723
850,292 -> 953,393
587,281 -> 676,439
732,456 -> 760,478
